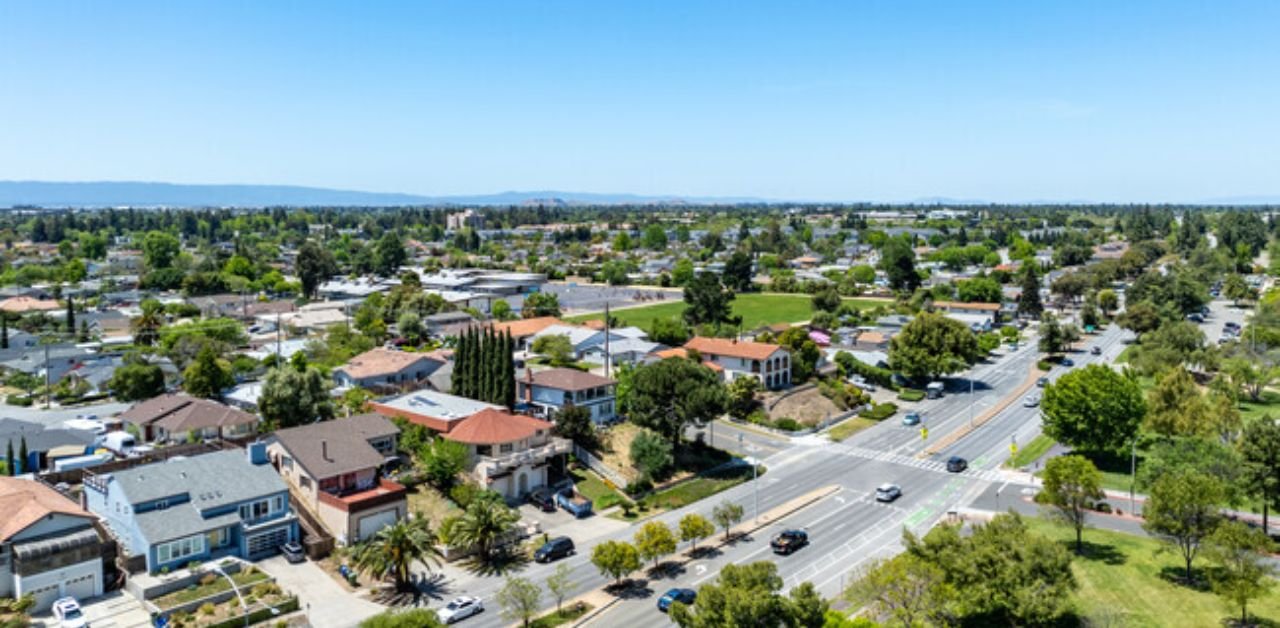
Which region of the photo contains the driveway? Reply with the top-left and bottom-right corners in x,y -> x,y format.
31,590 -> 151,628
258,555 -> 385,628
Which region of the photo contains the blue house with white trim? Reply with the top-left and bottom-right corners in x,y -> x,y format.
83,446 -> 297,573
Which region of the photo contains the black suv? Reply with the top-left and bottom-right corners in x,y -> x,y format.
528,488 -> 557,512
534,536 -> 575,563
770,529 -> 809,555
946,456 -> 968,473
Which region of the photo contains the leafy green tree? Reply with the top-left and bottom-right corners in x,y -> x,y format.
258,366 -> 335,428
647,317 -> 691,346
1142,470 -> 1225,582
880,237 -> 919,292
1035,455 -> 1105,553
634,520 -> 677,568
1130,320 -> 1213,375
418,438 -> 468,489
628,358 -> 727,446
552,403 -> 595,447
495,575 -> 541,628
1224,356 -> 1280,403
532,334 -> 574,366
682,272 -> 741,329
1042,364 -> 1146,454
1144,367 -> 1208,437
142,231 -> 180,270
396,312 -> 423,344
182,345 -> 233,399
1016,265 -> 1042,318
1117,300 -> 1162,337
671,259 -> 695,287
712,501 -> 744,541
669,562 -> 828,628
678,513 -> 715,553
107,358 -> 166,402
956,276 -> 1001,303
1224,273 -> 1254,305
1097,288 -> 1118,316
374,230 -> 406,277
131,300 -> 166,346
1138,437 -> 1247,508
1239,417 -> 1280,531
853,555 -> 954,628
722,250 -> 755,292
350,515 -> 443,592
454,495 -> 520,561
521,292 -> 561,318
629,429 -> 674,480
545,563 -> 575,615
726,375 -> 760,421
591,540 -> 641,585
810,284 -> 841,314
642,224 -> 669,250
887,312 -> 979,381
491,299 -> 514,321
1205,521 -> 1275,626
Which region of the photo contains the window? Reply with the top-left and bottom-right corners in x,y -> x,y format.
282,456 -> 293,470
499,443 -> 513,454
157,535 -> 205,565
300,476 -> 311,489
154,500 -> 169,510
476,444 -> 492,457
274,496 -> 284,511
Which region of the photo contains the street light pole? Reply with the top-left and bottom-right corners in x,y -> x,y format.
1129,438 -> 1137,514
968,375 -> 975,428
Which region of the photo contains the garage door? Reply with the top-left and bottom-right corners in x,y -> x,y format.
64,573 -> 96,601
27,584 -> 60,612
246,527 -> 290,559
356,510 -> 399,542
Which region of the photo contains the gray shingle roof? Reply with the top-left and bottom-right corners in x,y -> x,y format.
109,450 -> 286,512
265,414 -> 398,479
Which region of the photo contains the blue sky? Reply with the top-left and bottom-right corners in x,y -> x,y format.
2,1 -> 1278,202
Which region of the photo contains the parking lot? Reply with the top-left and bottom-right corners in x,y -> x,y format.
515,500 -> 630,545
508,282 -> 677,316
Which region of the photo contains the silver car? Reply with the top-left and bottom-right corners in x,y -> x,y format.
875,483 -> 902,502
1023,394 -> 1041,408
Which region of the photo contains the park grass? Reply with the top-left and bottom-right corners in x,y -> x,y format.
609,464 -> 761,521
1004,434 -> 1055,469
567,466 -> 627,510
1238,389 -> 1280,423
565,293 -> 884,331
1025,517 -> 1280,627
827,417 -> 878,442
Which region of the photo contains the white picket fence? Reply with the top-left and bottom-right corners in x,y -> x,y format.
573,443 -> 629,487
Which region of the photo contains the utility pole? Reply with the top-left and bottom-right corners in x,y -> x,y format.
275,313 -> 282,360
968,375 -> 975,427
603,302 -> 611,374
1129,437 -> 1137,514
43,340 -> 50,409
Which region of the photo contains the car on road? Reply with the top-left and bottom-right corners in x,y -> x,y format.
281,541 -> 306,563
52,597 -> 87,628
946,456 -> 968,473
902,412 -> 921,426
657,588 -> 697,612
437,596 -> 484,624
1022,394 -> 1040,408
1187,313 -> 1204,323
875,483 -> 902,502
528,487 -> 557,512
1091,346 -> 1102,355
1060,358 -> 1075,367
534,536 -> 575,563
1036,377 -> 1049,387
771,529 -> 809,554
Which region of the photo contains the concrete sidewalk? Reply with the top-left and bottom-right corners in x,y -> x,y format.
258,555 -> 386,628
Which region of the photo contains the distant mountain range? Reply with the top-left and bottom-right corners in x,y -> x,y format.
0,181 -> 772,208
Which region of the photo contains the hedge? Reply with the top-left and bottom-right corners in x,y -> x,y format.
897,388 -> 926,402
1036,359 -> 1054,371
859,402 -> 898,421
5,395 -> 32,407
833,352 -> 897,389
205,596 -> 299,628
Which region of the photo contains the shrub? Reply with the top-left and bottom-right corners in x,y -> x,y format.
897,388 -> 926,402
1037,359 -> 1054,371
745,409 -> 771,426
5,395 -> 31,407
199,602 -> 216,616
449,483 -> 481,508
199,573 -> 217,586
858,403 -> 898,421
772,417 -> 802,432
624,478 -> 653,496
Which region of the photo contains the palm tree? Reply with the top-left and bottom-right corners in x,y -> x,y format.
350,515 -> 443,592
454,496 -> 520,561
131,304 -> 165,347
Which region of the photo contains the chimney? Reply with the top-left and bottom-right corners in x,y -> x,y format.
321,440 -> 330,462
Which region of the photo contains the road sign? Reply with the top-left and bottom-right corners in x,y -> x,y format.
920,427 -> 928,440
1010,443 -> 1018,455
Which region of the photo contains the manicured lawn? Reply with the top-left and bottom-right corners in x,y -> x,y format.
568,466 -> 626,510
827,417 -> 878,442
530,602 -> 593,628
1238,389 -> 1280,423
566,293 -> 884,331
610,463 -> 762,520
1005,434 -> 1055,469
1025,517 -> 1280,627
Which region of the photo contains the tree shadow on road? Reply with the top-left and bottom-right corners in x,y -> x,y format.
370,572 -> 454,608
686,546 -> 722,560
605,578 -> 654,600
646,561 -> 685,580
460,547 -> 530,578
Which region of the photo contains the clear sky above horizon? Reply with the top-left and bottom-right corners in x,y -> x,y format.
3,1 -> 1279,203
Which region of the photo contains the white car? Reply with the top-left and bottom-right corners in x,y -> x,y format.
52,597 -> 88,628
437,596 -> 484,624
875,483 -> 902,502
1023,395 -> 1041,408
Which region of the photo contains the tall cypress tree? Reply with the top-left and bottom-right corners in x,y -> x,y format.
4,440 -> 12,476
17,437 -> 27,475
462,327 -> 477,398
454,328 -> 470,397
480,327 -> 493,403
65,298 -> 76,333
503,330 -> 516,409
2,315 -> 9,350
465,327 -> 480,399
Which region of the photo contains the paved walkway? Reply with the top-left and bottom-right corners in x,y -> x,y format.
259,555 -> 385,628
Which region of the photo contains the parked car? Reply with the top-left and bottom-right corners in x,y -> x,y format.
528,488 -> 557,512
52,597 -> 87,628
1060,358 -> 1075,367
1187,313 -> 1204,323
1090,346 -> 1102,355
771,529 -> 809,554
437,597 -> 484,624
902,412 -> 921,426
875,483 -> 902,502
946,456 -> 968,473
1022,395 -> 1040,408
1036,377 -> 1049,387
281,541 -> 306,563
534,536 -> 575,563
657,588 -> 697,612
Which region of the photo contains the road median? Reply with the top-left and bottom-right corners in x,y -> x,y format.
918,360 -> 1046,458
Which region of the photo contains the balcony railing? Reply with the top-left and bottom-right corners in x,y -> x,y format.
475,438 -> 572,478
317,478 -> 408,513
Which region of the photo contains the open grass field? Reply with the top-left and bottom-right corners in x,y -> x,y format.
826,417 -> 878,442
1025,517 -> 1280,627
1005,433 -> 1055,469
566,293 -> 886,331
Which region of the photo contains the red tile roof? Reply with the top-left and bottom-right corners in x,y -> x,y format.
444,409 -> 552,445
684,336 -> 785,361
933,301 -> 1001,312
0,477 -> 94,542
492,316 -> 564,339
339,347 -> 442,379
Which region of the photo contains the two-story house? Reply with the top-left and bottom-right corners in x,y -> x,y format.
265,414 -> 407,545
517,368 -> 617,424
118,393 -> 260,444
332,347 -> 446,392
683,337 -> 793,389
442,409 -> 570,499
0,477 -> 107,611
84,447 -> 298,573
